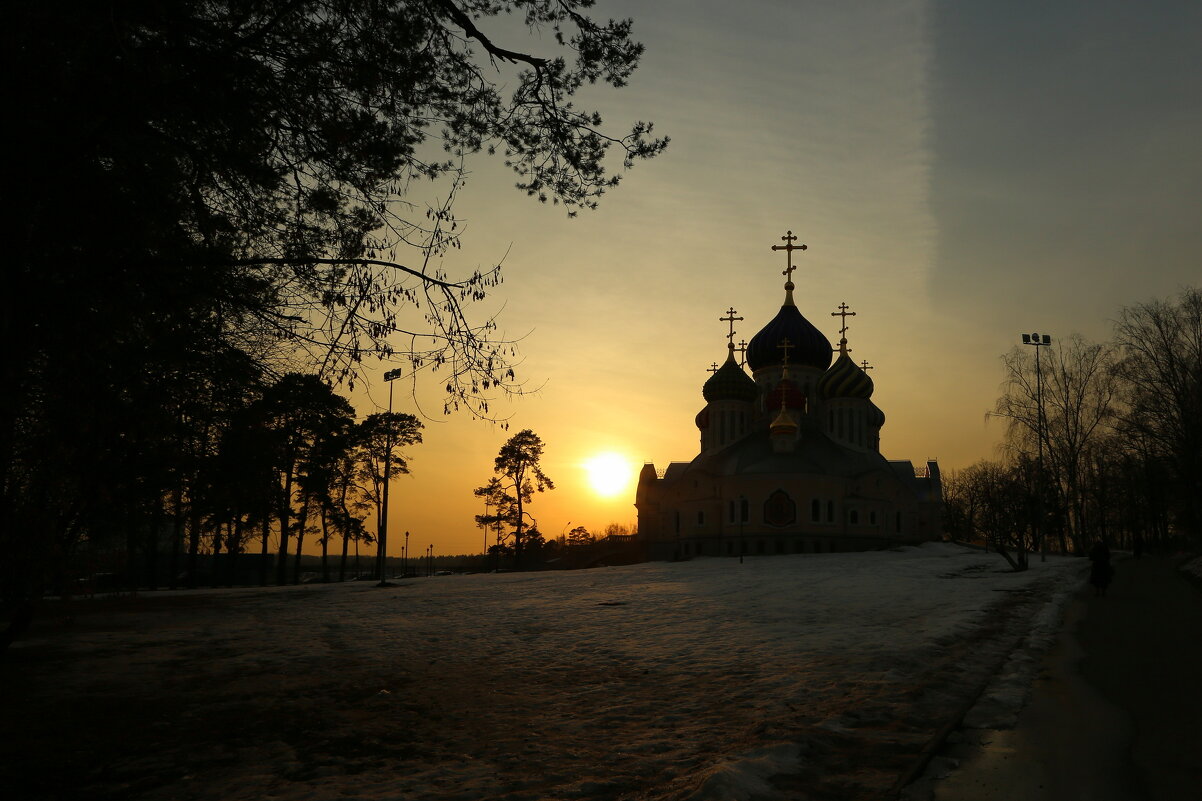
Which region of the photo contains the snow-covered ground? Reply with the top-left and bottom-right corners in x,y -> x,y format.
7,543 -> 1085,801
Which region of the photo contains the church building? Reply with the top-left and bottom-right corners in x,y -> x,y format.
637,231 -> 942,559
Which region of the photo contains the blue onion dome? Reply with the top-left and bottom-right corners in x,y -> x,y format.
766,377 -> 807,410
818,343 -> 874,399
746,301 -> 833,371
867,400 -> 886,428
702,348 -> 758,403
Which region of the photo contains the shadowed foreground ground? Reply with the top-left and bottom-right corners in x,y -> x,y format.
929,556 -> 1202,801
0,549 -> 1076,801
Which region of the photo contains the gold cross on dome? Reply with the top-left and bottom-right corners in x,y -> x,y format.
777,337 -> 794,365
771,230 -> 807,283
861,360 -> 873,371
719,307 -> 743,345
736,339 -> 748,368
708,362 -> 720,373
831,301 -> 857,337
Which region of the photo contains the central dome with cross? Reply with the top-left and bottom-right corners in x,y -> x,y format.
745,231 -> 834,371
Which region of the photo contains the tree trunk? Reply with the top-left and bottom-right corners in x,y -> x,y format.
146,496 -> 162,591
340,529 -> 349,582
293,496 -> 309,585
514,486 -> 525,569
229,515 -> 244,587
320,507 -> 330,582
260,507 -> 270,586
211,521 -> 223,588
186,501 -> 201,588
277,468 -> 292,585
169,485 -> 183,589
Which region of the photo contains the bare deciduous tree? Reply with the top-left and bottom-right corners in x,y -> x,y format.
990,335 -> 1119,553
1113,287 -> 1202,548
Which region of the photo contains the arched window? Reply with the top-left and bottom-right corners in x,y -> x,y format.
849,509 -> 859,525
811,498 -> 821,522
826,500 -> 835,523
764,489 -> 796,527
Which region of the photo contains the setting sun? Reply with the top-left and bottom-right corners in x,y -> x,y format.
583,452 -> 634,498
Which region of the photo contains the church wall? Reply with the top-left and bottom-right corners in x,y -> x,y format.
637,464 -> 931,560
700,400 -> 753,453
824,399 -> 873,452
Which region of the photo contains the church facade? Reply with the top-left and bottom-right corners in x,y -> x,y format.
636,232 -> 942,560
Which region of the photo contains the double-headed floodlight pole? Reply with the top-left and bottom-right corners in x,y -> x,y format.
376,368 -> 403,585
1021,333 -> 1052,562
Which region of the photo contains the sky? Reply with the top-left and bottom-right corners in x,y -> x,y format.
349,0 -> 1201,556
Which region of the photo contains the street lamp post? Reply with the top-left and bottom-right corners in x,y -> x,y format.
739,494 -> 746,564
403,530 -> 410,578
1022,333 -> 1052,562
376,367 -> 403,585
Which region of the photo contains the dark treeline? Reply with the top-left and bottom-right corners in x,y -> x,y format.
2,1 -> 666,650
944,288 -> 1201,568
7,365 -> 425,594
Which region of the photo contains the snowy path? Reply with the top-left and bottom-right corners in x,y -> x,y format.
4,544 -> 1083,801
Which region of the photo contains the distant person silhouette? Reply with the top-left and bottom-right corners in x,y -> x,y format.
1089,540 -> 1113,597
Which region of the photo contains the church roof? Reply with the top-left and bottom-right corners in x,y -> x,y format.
769,405 -> 798,435
745,300 -> 833,371
818,349 -> 874,399
702,350 -> 758,403
676,424 -> 892,481
867,400 -> 886,428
